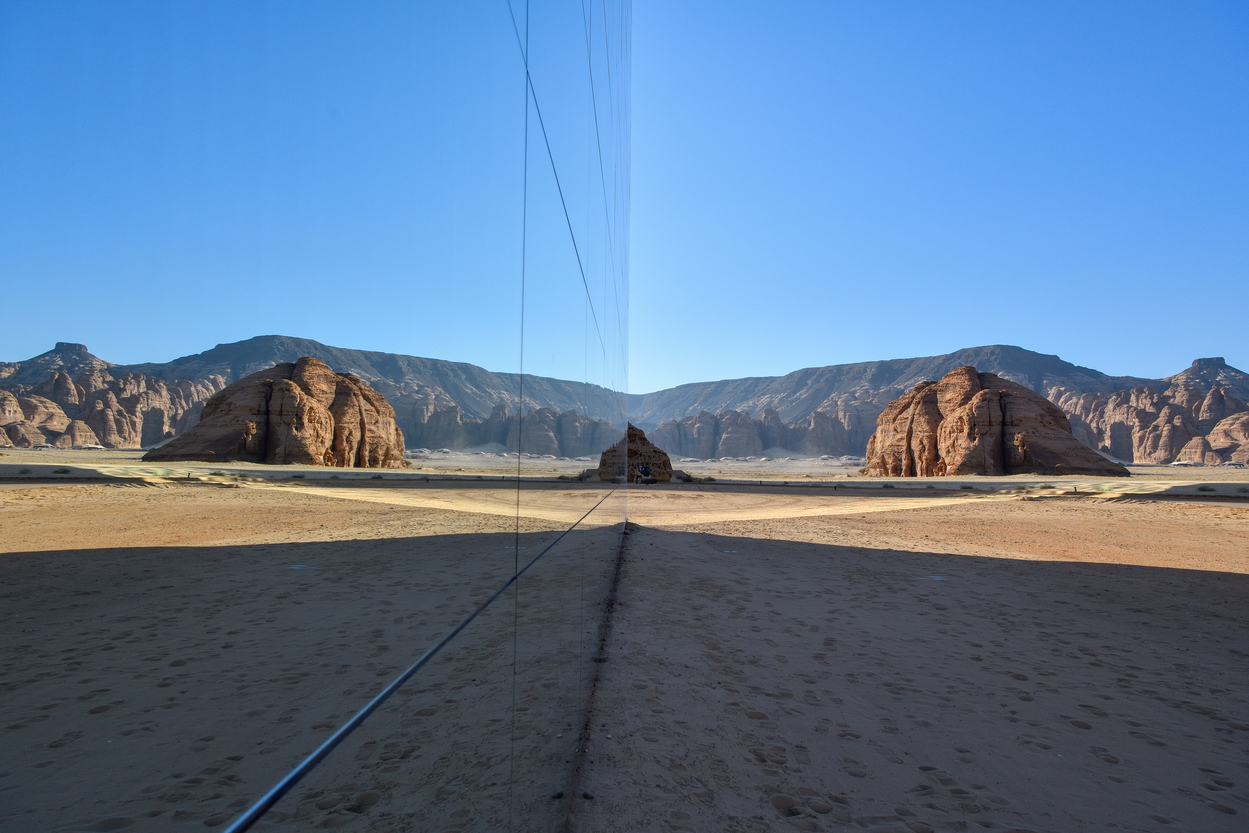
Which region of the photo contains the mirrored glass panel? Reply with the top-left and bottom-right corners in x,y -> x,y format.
0,2 -> 629,832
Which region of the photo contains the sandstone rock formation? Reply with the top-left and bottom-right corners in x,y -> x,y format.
118,334 -> 627,445
392,394 -> 619,457
53,421 -> 102,448
0,342 -> 111,388
5,421 -> 45,447
1051,377 -> 1249,465
18,395 -> 70,434
1166,357 -> 1249,402
8,339 -> 1245,466
866,367 -> 1129,477
0,390 -> 26,429
1206,413 -> 1249,464
1176,436 -> 1221,466
143,357 -> 404,467
598,424 -> 673,483
631,344 -> 1157,427
0,344 -> 225,449
648,400 -> 881,460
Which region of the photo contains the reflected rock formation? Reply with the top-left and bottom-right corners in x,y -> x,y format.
143,357 -> 404,467
598,424 -> 673,483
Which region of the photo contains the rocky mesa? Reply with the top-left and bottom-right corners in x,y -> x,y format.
866,367 -> 1129,477
143,357 -> 404,467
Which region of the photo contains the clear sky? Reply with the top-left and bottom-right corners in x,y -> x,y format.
2,2 -> 1246,394
629,1 -> 1247,391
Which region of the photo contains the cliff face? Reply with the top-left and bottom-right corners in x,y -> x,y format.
143,357 -> 404,467
8,339 -> 1246,462
645,357 -> 1249,463
392,395 -> 618,457
1205,414 -> 1249,464
648,399 -> 882,459
866,367 -> 1129,477
1050,364 -> 1249,464
115,334 -> 626,427
114,335 -> 627,456
0,344 -> 225,448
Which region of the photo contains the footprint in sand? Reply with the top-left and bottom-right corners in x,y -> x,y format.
47,730 -> 84,749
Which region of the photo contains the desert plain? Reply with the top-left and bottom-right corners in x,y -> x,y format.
2,449 -> 1248,832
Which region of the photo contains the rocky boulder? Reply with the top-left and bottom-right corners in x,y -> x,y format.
866,367 -> 1129,477
598,424 -> 673,483
143,357 -> 405,467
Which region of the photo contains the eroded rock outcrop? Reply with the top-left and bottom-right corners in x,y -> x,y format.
866,367 -> 1128,477
18,395 -> 70,434
647,399 -> 881,459
598,424 -> 672,483
0,344 -> 226,449
392,395 -> 618,457
1206,413 -> 1249,464
53,421 -> 102,448
0,391 -> 26,427
5,421 -> 46,447
144,358 -> 404,467
1050,377 -> 1249,465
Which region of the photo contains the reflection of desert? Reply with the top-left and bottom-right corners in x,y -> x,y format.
2,461 -> 1248,831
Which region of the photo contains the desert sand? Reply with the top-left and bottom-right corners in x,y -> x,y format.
2,453 -> 1247,831
574,489 -> 1249,832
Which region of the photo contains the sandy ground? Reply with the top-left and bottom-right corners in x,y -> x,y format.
572,489 -> 1249,833
2,466 -> 1248,832
5,447 -> 1248,493
1,480 -> 624,832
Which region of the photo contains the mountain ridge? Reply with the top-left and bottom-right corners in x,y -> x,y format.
4,338 -> 1246,463
629,345 -> 1163,427
115,335 -> 623,422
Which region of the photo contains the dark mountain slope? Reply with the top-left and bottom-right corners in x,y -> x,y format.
630,345 -> 1153,426
117,335 -> 624,422
0,342 -> 113,389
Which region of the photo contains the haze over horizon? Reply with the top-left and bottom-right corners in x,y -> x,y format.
3,2 -> 1245,391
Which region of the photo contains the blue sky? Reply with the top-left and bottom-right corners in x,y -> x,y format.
629,1 -> 1247,390
2,2 -> 1245,394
